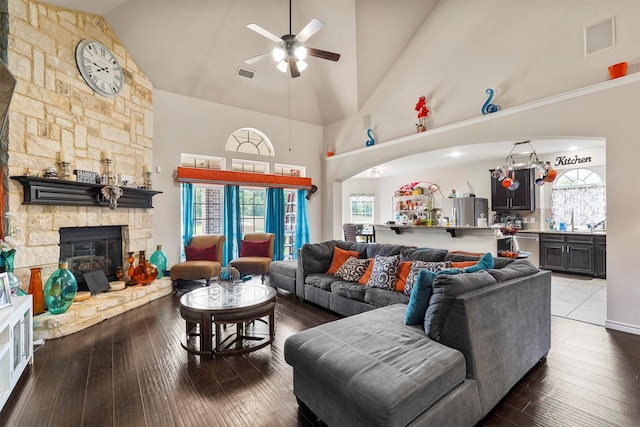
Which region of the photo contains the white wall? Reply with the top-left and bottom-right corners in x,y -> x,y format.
323,1 -> 640,334
151,90 -> 324,267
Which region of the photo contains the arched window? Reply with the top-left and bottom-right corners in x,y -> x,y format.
550,168 -> 605,230
225,128 -> 275,156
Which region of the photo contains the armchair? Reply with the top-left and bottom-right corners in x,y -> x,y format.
170,235 -> 225,287
229,233 -> 275,284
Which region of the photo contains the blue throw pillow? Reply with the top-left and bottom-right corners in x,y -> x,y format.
463,252 -> 494,273
404,268 -> 461,325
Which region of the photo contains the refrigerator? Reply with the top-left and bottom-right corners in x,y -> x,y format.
441,197 -> 489,227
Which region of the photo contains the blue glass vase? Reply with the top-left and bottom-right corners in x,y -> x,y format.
149,245 -> 167,279
44,262 -> 78,315
1,250 -> 26,296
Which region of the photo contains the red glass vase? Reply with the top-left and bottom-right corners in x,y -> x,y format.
29,267 -> 46,315
132,250 -> 158,285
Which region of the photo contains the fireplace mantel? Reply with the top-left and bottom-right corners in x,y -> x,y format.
11,176 -> 162,208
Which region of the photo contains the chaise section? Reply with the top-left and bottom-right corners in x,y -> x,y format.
285,304 -> 482,427
268,259 -> 298,294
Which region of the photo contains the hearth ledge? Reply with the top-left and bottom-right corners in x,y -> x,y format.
33,277 -> 173,340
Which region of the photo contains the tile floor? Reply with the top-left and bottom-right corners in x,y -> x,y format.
551,272 -> 607,326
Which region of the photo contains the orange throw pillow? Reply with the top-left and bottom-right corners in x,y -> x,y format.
450,260 -> 478,268
358,259 -> 375,285
395,261 -> 414,293
327,247 -> 360,274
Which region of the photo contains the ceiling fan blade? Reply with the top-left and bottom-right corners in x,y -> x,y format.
246,23 -> 282,44
307,47 -> 341,62
295,18 -> 323,44
288,56 -> 300,78
244,52 -> 271,65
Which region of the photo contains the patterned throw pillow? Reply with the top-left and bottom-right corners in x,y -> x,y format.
335,257 -> 371,282
403,261 -> 450,296
366,255 -> 400,290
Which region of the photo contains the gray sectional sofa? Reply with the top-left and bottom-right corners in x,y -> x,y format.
283,240 -> 552,427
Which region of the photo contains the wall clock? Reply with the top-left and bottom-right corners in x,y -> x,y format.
75,39 -> 124,97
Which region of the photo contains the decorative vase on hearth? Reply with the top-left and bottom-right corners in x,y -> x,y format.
149,245 -> 167,279
132,250 -> 158,285
43,262 -> 78,315
28,267 -> 46,315
1,249 -> 26,296
126,251 -> 135,282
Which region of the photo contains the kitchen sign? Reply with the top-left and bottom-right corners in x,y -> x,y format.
554,155 -> 592,167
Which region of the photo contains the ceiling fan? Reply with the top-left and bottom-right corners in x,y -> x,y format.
245,0 -> 340,78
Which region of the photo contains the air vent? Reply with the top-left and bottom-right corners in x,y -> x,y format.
237,67 -> 255,79
584,17 -> 615,56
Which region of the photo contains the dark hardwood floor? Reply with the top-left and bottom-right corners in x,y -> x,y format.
1,289 -> 639,426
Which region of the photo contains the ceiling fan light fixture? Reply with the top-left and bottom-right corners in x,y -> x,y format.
276,60 -> 288,73
294,45 -> 307,60
296,60 -> 307,72
273,47 -> 286,62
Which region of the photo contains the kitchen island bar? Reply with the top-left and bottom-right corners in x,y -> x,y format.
374,224 -> 499,253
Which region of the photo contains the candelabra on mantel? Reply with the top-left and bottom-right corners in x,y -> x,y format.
101,151 -> 116,186
57,151 -> 72,180
144,165 -> 152,190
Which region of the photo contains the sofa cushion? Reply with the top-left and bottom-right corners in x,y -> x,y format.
301,240 -> 336,274
404,268 -> 461,325
401,247 -> 448,262
404,261 -> 451,296
394,261 -> 413,293
284,304 -> 466,427
445,253 -> 515,269
366,243 -> 405,258
488,259 -> 539,282
366,255 -> 400,289
331,281 -> 367,302
424,270 -> 498,341
327,247 -> 361,274
305,273 -> 338,291
462,252 -> 494,273
335,257 -> 370,282
364,287 -> 410,308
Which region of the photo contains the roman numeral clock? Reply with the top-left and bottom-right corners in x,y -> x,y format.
75,39 -> 123,97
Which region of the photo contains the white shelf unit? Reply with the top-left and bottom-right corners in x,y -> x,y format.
0,295 -> 33,411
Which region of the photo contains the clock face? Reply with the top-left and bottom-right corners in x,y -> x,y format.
75,39 -> 124,97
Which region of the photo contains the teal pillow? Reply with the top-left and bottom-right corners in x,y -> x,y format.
463,252 -> 494,273
404,268 -> 461,325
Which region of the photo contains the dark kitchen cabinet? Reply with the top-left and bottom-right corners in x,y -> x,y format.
539,233 -> 605,278
489,168 -> 535,211
595,235 -> 607,278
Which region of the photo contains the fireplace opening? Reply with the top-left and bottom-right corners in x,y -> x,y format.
59,226 -> 123,291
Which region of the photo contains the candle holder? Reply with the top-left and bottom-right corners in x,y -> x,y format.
101,158 -> 115,185
144,171 -> 152,190
58,161 -> 71,180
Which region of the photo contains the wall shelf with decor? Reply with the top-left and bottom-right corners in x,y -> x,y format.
11,176 -> 162,208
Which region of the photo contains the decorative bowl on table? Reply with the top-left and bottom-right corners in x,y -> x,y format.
216,266 -> 242,291
500,225 -> 519,235
498,250 -> 519,259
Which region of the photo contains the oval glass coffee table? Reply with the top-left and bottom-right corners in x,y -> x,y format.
179,283 -> 277,356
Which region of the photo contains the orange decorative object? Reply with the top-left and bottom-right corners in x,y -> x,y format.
501,176 -> 513,188
608,62 -> 627,79
326,143 -> 335,157
544,168 -> 557,182
132,250 -> 158,285
28,267 -> 46,315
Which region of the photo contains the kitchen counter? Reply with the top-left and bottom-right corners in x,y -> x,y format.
517,229 -> 607,236
374,224 -> 498,253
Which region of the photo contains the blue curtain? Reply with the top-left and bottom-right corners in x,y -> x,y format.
180,183 -> 194,261
266,187 -> 285,261
294,189 -> 310,258
223,185 -> 242,265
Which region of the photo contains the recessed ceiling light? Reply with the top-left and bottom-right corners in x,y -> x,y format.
568,146 -> 578,151
449,151 -> 463,157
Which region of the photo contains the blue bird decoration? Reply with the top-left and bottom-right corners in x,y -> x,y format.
365,128 -> 375,147
482,88 -> 499,115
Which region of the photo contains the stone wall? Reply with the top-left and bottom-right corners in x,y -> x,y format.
4,0 -> 155,289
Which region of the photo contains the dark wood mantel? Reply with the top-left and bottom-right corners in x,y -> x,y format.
11,176 -> 162,208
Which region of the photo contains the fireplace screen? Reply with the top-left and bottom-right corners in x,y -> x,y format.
59,226 -> 123,291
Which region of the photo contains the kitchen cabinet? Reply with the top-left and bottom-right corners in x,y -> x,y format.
0,295 -> 33,411
595,235 -> 607,278
539,233 -> 605,277
490,168 -> 535,211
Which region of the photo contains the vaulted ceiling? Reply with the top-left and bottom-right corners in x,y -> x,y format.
44,0 -> 440,126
